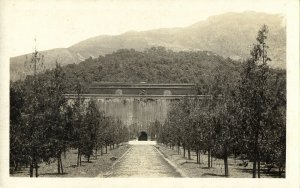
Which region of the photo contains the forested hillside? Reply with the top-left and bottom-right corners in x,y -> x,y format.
17,47 -> 241,93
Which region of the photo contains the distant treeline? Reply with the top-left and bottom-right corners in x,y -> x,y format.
14,45 -> 284,94
15,46 -> 244,93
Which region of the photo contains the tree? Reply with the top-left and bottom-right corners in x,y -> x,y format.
82,99 -> 101,162
70,71 -> 86,166
211,86 -> 238,176
190,101 -> 205,165
236,25 -> 273,178
166,101 -> 183,153
206,68 -> 241,176
20,59 -> 69,176
167,99 -> 189,157
101,116 -> 115,153
12,48 -> 72,177
42,62 -> 67,174
22,48 -> 46,177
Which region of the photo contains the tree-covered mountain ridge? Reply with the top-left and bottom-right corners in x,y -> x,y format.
19,47 -> 242,94
10,11 -> 285,81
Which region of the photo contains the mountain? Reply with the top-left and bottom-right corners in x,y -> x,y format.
10,11 -> 286,81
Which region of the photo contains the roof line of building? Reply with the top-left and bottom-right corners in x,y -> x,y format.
90,82 -> 196,86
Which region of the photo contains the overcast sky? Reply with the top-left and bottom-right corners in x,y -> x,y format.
1,0 -> 287,57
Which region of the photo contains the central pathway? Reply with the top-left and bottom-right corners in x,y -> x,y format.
107,142 -> 182,177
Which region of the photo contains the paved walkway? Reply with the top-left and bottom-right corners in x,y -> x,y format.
107,142 -> 181,177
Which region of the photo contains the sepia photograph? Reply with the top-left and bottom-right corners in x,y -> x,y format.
0,0 -> 299,187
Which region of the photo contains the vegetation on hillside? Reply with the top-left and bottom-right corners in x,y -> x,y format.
60,47 -> 241,93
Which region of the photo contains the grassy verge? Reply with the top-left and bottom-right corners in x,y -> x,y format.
10,143 -> 131,177
157,144 -> 284,178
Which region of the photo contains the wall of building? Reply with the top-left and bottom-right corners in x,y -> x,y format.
67,97 -> 172,128
65,83 -> 208,137
95,97 -> 170,127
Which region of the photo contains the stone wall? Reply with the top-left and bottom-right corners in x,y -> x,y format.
95,97 -> 170,127
67,96 -> 174,128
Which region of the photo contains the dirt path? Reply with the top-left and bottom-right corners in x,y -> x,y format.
105,141 -> 182,177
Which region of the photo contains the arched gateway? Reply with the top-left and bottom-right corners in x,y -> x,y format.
138,132 -> 148,141
64,82 -> 211,139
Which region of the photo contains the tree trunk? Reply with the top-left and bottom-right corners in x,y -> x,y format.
196,149 -> 199,164
105,144 -> 108,153
224,155 -> 229,177
211,155 -> 213,167
253,127 -> 260,178
29,163 -> 33,177
199,150 -> 201,164
183,145 -> 186,158
95,148 -> 98,159
35,160 -> 38,177
57,157 -> 61,174
101,146 -> 103,156
252,160 -> 257,178
30,152 -> 35,177
80,153 -> 82,166
77,149 -> 80,167
188,148 -> 191,160
223,146 -> 229,177
208,149 -> 211,168
60,158 -> 64,174
257,145 -> 261,178
87,155 -> 90,162
258,160 -> 261,178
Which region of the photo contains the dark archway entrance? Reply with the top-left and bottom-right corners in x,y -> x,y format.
138,131 -> 148,141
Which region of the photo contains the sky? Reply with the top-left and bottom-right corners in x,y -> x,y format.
1,0 -> 288,57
